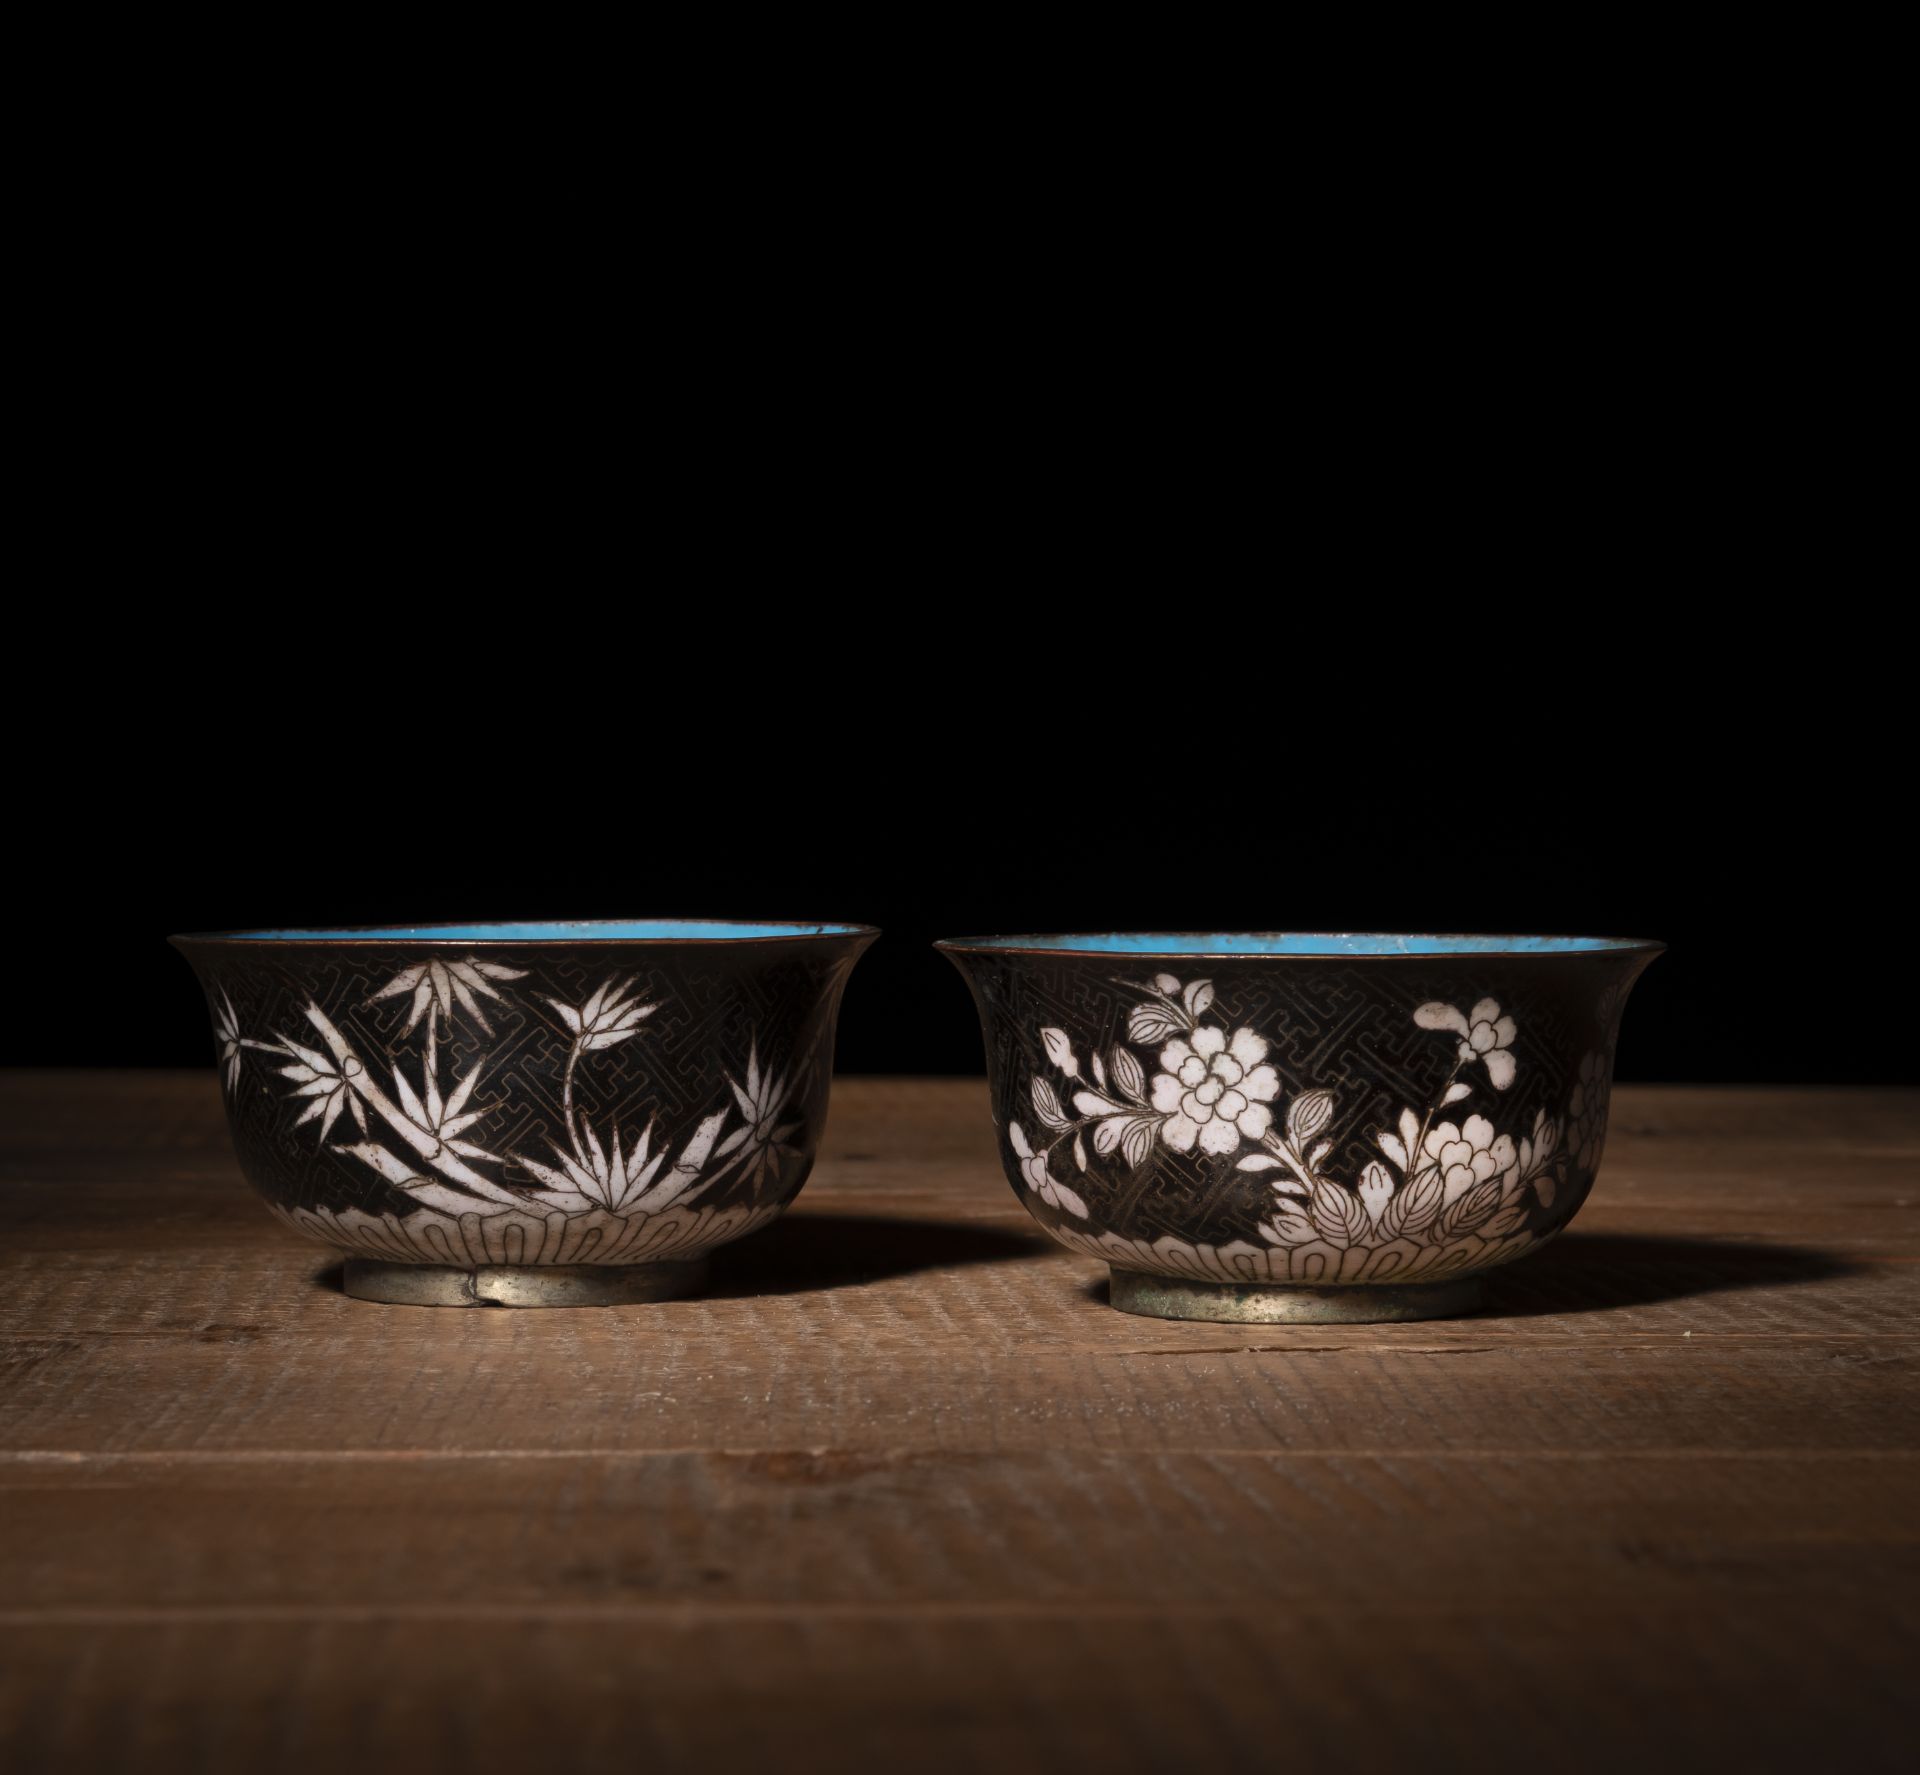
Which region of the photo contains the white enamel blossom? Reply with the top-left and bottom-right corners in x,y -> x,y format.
1418,1113 -> 1519,1205
1150,1026 -> 1280,1155
1414,997 -> 1518,1090
1008,1122 -> 1088,1218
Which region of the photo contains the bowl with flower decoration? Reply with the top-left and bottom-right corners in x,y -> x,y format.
174,920 -> 878,1305
938,933 -> 1662,1323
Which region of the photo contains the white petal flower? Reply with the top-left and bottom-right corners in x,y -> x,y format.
1229,1027 -> 1268,1069
1198,1119 -> 1240,1155
1421,1113 -> 1520,1205
1151,1023 -> 1277,1157
1162,1112 -> 1201,1152
1415,1003 -> 1470,1036
1235,1101 -> 1273,1141
1241,1064 -> 1280,1103
1416,998 -> 1518,1090
1006,1123 -> 1088,1217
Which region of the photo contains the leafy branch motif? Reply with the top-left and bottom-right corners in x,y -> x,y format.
707,1043 -> 807,1199
1010,977 -> 1572,1254
216,968 -> 780,1222
545,976 -> 657,1128
513,975 -> 725,1215
370,956 -> 529,1036
213,988 -> 284,1095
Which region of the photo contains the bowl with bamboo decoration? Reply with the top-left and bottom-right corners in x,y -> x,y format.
174,920 -> 878,1305
938,933 -> 1662,1324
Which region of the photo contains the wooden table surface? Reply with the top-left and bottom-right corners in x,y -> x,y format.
1,1073 -> 1916,1774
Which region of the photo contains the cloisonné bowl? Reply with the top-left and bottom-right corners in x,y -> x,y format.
939,933 -> 1662,1323
174,920 -> 878,1305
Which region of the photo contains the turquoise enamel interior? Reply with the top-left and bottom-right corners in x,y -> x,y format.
219,921 -> 865,942
949,934 -> 1646,955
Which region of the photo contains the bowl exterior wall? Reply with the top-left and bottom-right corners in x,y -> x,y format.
176,933 -> 873,1268
947,947 -> 1655,1288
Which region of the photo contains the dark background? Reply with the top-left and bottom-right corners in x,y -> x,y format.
5,252 -> 1905,1088
7,634 -> 1905,1085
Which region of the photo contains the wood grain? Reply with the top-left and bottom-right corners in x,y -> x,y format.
1,1073 -> 1916,1773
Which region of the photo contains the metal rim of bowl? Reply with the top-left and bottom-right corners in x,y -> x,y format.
933,931 -> 1665,960
170,918 -> 881,948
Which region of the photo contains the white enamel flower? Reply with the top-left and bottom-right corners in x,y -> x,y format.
1414,997 -> 1518,1090
1150,1026 -> 1280,1155
372,957 -> 529,1036
1007,1122 -> 1088,1218
1419,1113 -> 1519,1205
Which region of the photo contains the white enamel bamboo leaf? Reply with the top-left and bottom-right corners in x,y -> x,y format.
277,1037 -> 331,1074
448,975 -> 490,1030
676,1111 -> 726,1177
447,960 -> 506,997
443,1062 -> 482,1122
517,1150 -> 596,1198
341,1143 -> 426,1186
628,1111 -> 729,1214
394,1068 -> 428,1127
297,1003 -> 517,1203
